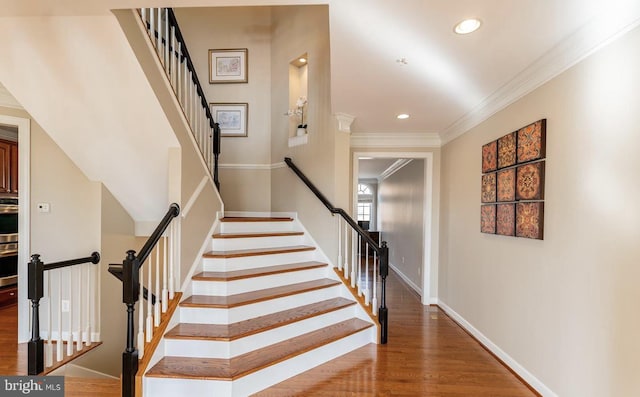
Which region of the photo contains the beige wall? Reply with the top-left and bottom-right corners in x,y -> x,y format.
175,7 -> 272,211
439,25 -> 640,396
379,160 -> 424,291
270,5 -> 341,262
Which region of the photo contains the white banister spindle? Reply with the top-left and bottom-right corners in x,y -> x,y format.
149,8 -> 155,43
156,9 -> 161,57
337,217 -> 342,270
146,254 -> 153,342
357,234 -> 362,296
56,271 -> 63,361
372,250 -> 378,316
343,222 -> 349,278
154,245 -> 160,327
66,268 -> 73,357
164,10 -> 169,71
85,264 -> 92,346
350,231 -> 356,288
169,222 -> 175,299
141,8 -> 146,29
45,272 -> 53,367
76,266 -> 83,352
364,244 -> 370,306
137,264 -> 145,359
162,235 -> 168,313
171,26 -> 176,88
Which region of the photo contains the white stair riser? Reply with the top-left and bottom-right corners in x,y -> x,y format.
192,267 -> 328,296
220,221 -> 294,234
203,251 -> 318,271
164,306 -> 357,359
144,328 -> 374,397
144,377 -> 231,397
211,234 -> 305,251
178,286 -> 342,324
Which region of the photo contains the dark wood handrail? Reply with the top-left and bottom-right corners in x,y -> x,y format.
137,203 -> 180,267
284,157 -> 388,344
44,251 -> 100,271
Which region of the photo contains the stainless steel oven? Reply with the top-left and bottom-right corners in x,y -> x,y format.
0,198 -> 18,287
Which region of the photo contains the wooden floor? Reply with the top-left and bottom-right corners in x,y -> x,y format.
0,271 -> 536,396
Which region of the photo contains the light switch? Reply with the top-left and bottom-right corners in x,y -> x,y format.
37,203 -> 50,213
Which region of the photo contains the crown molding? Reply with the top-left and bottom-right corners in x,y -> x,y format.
0,84 -> 22,110
440,4 -> 640,145
334,112 -> 355,133
351,132 -> 441,148
380,159 -> 413,181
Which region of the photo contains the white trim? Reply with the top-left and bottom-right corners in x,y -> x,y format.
379,159 -> 412,181
0,114 -> 31,343
441,6 -> 640,145
334,112 -> 355,133
437,300 -> 555,397
388,262 -> 421,295
219,162 -> 285,170
223,211 -> 297,219
352,151 -> 436,306
351,132 -> 441,148
182,176 -> 208,218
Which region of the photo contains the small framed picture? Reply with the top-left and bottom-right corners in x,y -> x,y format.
210,103 -> 248,137
208,48 -> 248,84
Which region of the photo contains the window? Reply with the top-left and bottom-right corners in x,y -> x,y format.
358,184 -> 371,195
357,203 -> 371,221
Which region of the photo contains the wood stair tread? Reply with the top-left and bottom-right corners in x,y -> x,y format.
180,279 -> 341,308
146,318 -> 373,380
212,231 -> 303,239
166,297 -> 356,341
203,245 -> 315,258
221,217 -> 293,222
193,261 -> 327,281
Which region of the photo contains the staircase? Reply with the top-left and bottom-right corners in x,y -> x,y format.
142,214 -> 376,396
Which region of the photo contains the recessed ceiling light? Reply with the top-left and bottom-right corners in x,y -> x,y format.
396,114 -> 410,120
299,57 -> 307,63
454,18 -> 481,34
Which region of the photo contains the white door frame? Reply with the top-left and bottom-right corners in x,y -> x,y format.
352,151 -> 436,305
0,114 -> 31,342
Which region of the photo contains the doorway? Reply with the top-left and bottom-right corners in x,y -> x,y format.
353,151 -> 436,305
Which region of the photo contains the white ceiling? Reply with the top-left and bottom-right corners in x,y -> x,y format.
358,158 -> 398,180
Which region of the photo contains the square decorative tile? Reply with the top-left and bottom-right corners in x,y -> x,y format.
496,203 -> 515,236
517,119 -> 546,163
516,202 -> 544,239
481,173 -> 497,203
482,140 -> 497,173
497,168 -> 516,202
516,161 -> 545,200
497,131 -> 517,169
481,205 -> 496,234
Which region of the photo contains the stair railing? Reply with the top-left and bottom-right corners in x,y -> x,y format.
284,157 -> 389,344
138,8 -> 221,190
28,251 -> 101,375
109,203 -> 180,397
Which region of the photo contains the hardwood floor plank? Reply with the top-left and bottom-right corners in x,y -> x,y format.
193,261 -> 327,281
166,297 -> 356,341
180,279 -> 341,308
203,245 -> 315,258
65,377 -> 120,397
146,319 -> 373,380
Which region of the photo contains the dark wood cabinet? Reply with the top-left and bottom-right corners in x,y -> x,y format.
0,139 -> 18,194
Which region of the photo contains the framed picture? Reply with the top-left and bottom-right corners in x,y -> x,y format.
208,48 -> 248,84
210,103 -> 248,137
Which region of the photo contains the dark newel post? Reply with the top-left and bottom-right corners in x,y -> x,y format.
379,242 -> 389,344
122,250 -> 140,397
213,122 -> 221,190
28,254 -> 44,375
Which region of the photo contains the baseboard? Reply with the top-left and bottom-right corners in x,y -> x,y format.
48,363 -> 119,379
437,300 -> 554,397
388,262 -> 422,295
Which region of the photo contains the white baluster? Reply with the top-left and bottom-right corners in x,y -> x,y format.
357,234 -> 362,296
171,26 -> 176,89
350,230 -> 356,288
137,264 -> 145,359
149,8 -> 155,44
343,222 -> 348,278
154,244 -> 160,327
146,253 -> 153,342
364,244 -> 370,306
67,267 -> 73,357
85,264 -> 91,346
164,9 -> 169,71
162,234 -> 168,313
56,271 -> 63,361
45,272 -> 53,367
156,8 -> 162,56
337,217 -> 342,270
372,250 -> 378,316
182,50 -> 188,109
169,222 -> 175,299
76,266 -> 83,352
